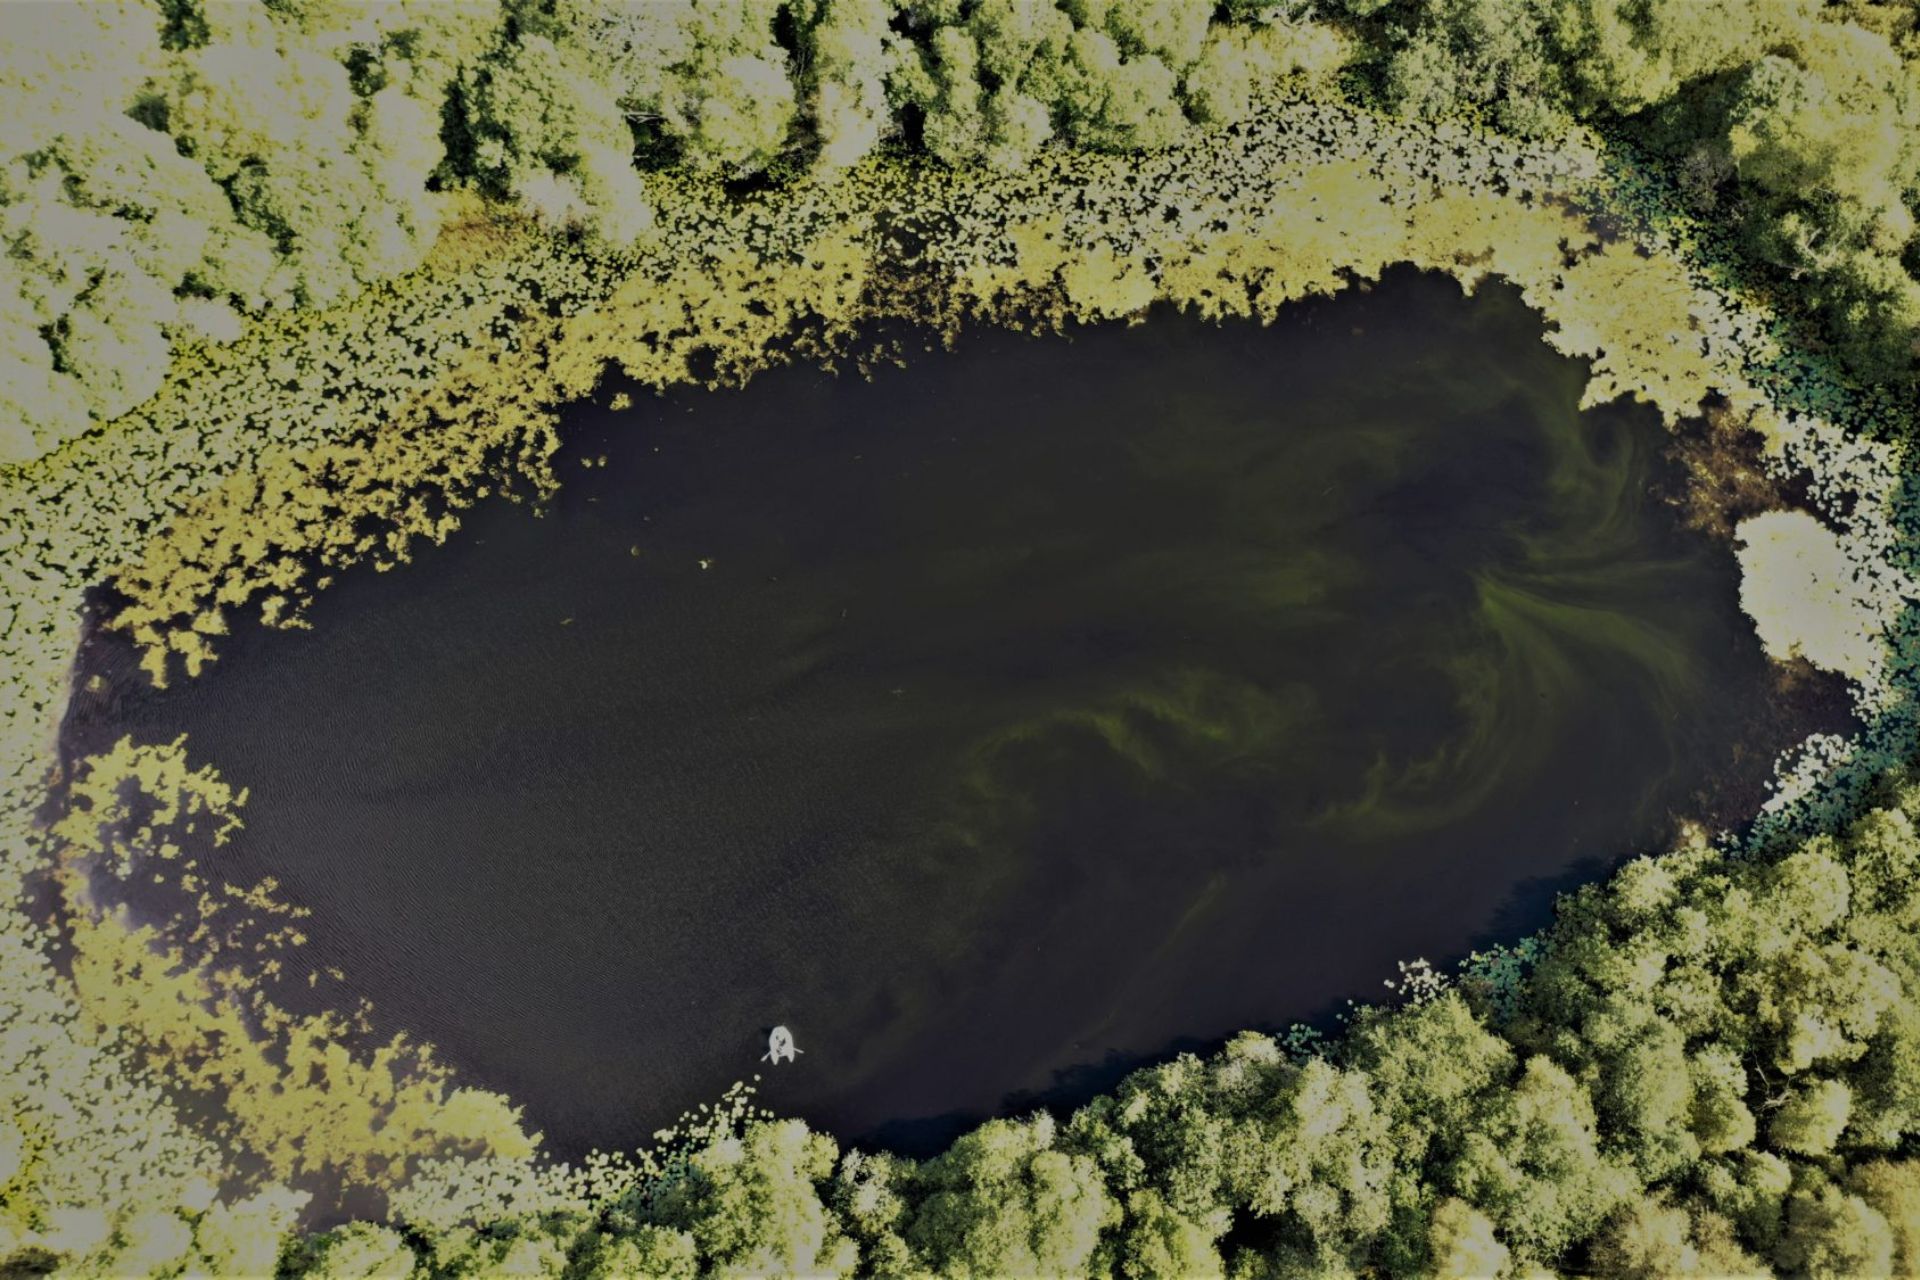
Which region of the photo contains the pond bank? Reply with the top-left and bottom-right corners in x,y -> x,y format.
4,84 -> 1912,1235
60,274 -> 1852,1164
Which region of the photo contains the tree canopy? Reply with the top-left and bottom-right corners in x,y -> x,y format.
3,0 -> 1915,466
1343,0 -> 1920,383
6,4 -> 1920,1275
238,780 -> 1920,1277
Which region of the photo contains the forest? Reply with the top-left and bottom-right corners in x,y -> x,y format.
3,1 -> 1920,1277
4,0 -> 1917,466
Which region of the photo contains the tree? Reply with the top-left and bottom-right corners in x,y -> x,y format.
645,1120 -> 858,1277
905,1113 -> 1119,1277
1380,0 -> 1571,136
1545,0 -> 1814,117
1055,28 -> 1188,152
1711,21 -> 1920,380
460,33 -> 651,243
1768,1078 -> 1853,1156
0,1 -> 233,452
1587,1198 -> 1770,1278
1236,1057 -> 1395,1263
1445,1056 -> 1635,1260
1686,1047 -> 1757,1156
1427,1198 -> 1511,1279
793,0 -> 898,173
0,0 -> 505,459
1775,1179 -> 1897,1280
556,0 -> 797,175
1594,1021 -> 1700,1181
580,1225 -> 700,1279
1182,25 -> 1339,123
187,1186 -> 311,1278
292,1222 -> 420,1279
163,2 -> 456,306
830,1148 -> 919,1276
1109,1189 -> 1227,1277
1849,1160 -> 1920,1277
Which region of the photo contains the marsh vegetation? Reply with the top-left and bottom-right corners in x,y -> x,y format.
5,2 -> 1920,1277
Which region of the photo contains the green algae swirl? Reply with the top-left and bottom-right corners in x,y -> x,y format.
51,269 -> 1820,1191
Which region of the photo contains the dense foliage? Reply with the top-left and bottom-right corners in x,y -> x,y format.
0,1 -> 473,461
0,0 -> 1333,464
1335,0 -> 1920,388
266,783 -> 1920,1277
4,2 -> 1920,1277
7,0 -> 1915,464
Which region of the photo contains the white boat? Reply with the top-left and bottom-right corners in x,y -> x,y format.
763,1025 -> 802,1064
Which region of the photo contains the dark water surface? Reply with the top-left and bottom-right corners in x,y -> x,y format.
68,270 -> 1815,1158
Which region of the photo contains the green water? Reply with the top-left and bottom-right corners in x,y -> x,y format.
69,268 -> 1813,1156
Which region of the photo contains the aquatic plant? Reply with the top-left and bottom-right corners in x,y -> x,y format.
3,1 -> 1920,1275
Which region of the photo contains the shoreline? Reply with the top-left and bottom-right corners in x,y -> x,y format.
5,83 -> 1918,1237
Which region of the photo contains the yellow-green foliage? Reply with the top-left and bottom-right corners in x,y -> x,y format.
51,734 -> 245,880
100,185 -> 883,688
0,0 -> 486,461
1427,1198 -> 1511,1279
48,738 -> 534,1196
86,86 -> 1843,695
60,900 -> 534,1191
1550,243 -> 1720,419
1351,0 -> 1920,380
1736,509 -> 1891,685
0,45 -> 1910,1280
906,1113 -> 1118,1278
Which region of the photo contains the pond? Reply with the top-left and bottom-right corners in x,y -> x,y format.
62,267 -> 1834,1160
